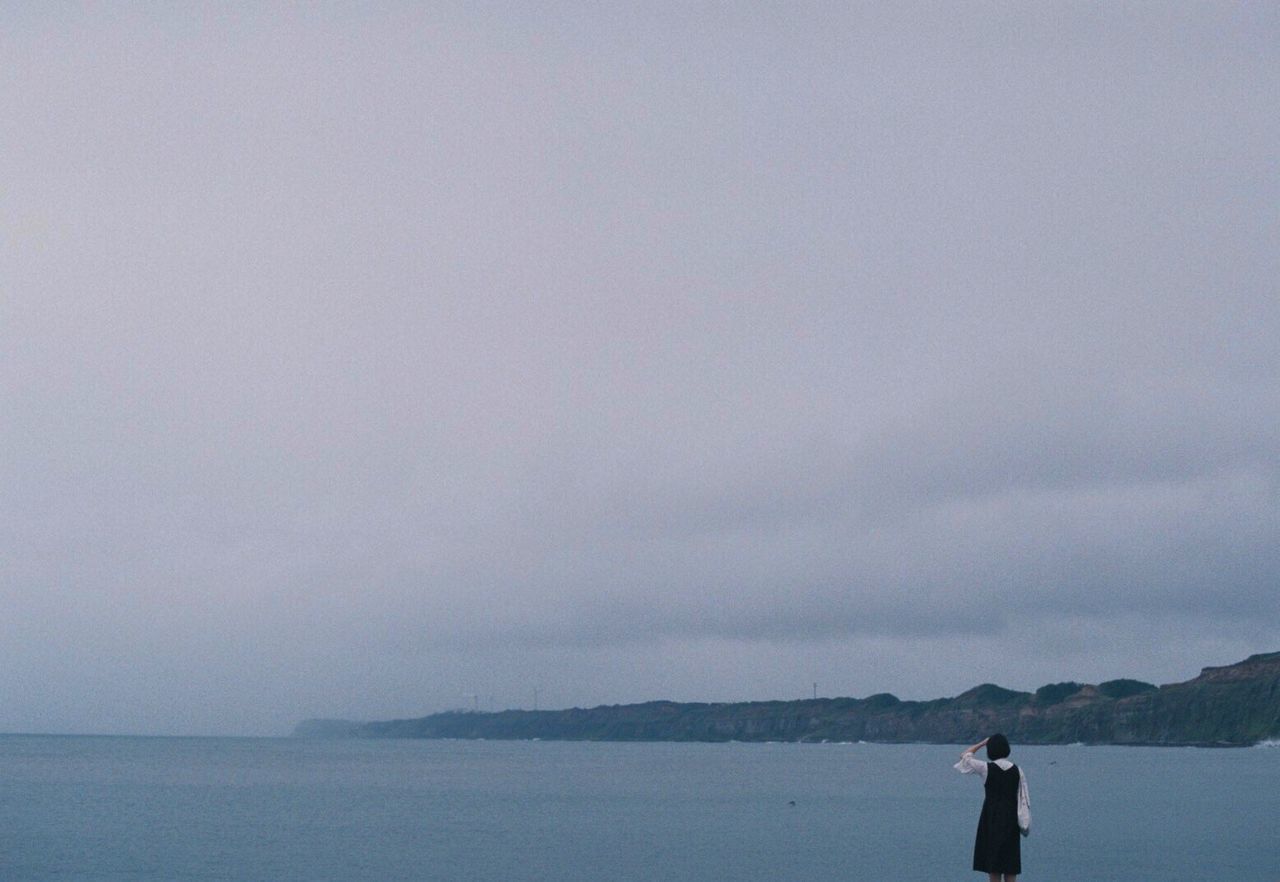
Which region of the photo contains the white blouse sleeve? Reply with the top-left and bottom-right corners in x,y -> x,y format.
1017,768 -> 1031,832
953,752 -> 988,778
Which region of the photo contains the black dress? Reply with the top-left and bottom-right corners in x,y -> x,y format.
972,761 -> 1021,875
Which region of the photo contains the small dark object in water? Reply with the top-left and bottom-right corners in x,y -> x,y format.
788,800 -> 796,806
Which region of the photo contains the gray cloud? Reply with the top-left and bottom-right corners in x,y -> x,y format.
2,2 -> 1277,734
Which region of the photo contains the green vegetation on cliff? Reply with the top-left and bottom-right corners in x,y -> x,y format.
295,651 -> 1280,747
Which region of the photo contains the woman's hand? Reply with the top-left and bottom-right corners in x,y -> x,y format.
962,736 -> 990,756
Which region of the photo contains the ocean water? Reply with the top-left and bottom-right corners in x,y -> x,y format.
0,736 -> 1276,881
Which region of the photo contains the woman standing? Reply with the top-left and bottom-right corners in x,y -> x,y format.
955,734 -> 1030,882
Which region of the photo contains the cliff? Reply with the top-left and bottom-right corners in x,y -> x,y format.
293,651 -> 1280,746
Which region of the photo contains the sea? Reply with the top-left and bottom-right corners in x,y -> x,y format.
0,735 -> 1276,881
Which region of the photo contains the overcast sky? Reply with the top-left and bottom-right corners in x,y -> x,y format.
3,2 -> 1277,736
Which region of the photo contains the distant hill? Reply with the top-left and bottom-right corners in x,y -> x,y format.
294,651 -> 1280,747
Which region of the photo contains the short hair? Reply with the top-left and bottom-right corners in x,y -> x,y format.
986,733 -> 1011,760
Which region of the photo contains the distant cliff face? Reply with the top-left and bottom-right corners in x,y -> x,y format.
294,651 -> 1280,747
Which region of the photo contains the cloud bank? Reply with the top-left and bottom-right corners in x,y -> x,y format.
2,3 -> 1277,734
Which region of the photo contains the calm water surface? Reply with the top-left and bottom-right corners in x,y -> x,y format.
0,736 -> 1276,881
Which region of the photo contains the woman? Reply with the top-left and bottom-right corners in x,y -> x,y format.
955,734 -> 1030,882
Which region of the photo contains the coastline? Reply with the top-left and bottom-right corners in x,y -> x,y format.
296,651 -> 1280,748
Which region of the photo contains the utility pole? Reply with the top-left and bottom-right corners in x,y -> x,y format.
813,682 -> 818,701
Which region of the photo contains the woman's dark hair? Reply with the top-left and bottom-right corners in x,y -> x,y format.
986,733 -> 1011,760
